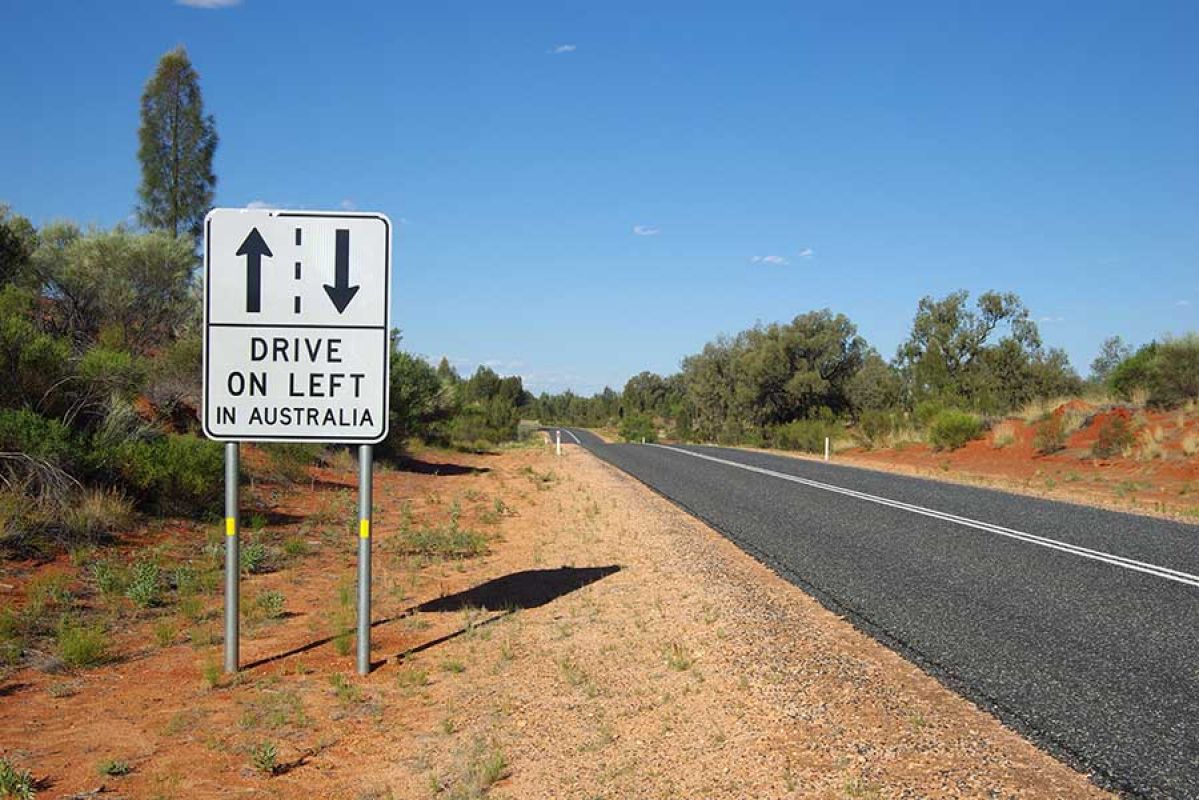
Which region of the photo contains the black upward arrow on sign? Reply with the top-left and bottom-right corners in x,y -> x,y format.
237,227 -> 273,313
324,229 -> 360,313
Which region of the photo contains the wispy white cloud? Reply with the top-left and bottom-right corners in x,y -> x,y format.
798,247 -> 814,258
550,44 -> 577,54
1039,315 -> 1066,323
245,199 -> 278,210
750,255 -> 789,265
339,198 -> 356,211
177,0 -> 241,8
1176,300 -> 1191,307
632,225 -> 660,236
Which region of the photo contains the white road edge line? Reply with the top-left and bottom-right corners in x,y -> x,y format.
652,444 -> 1199,589
562,429 -> 581,444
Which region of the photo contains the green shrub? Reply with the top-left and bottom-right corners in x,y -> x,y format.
125,560 -> 162,608
1032,414 -> 1067,454
240,541 -> 270,575
913,400 -> 947,429
249,741 -> 278,775
392,525 -> 488,560
108,434 -> 223,515
96,759 -> 131,777
254,590 -> 286,620
0,408 -> 81,469
56,616 -> 109,668
619,414 -> 657,443
90,560 -> 127,597
1092,415 -> 1136,458
1148,335 -> 1199,408
1109,336 -> 1199,408
0,285 -> 73,414
855,410 -> 899,449
0,608 -> 28,666
927,410 -> 982,451
770,419 -> 837,453
76,346 -> 146,400
0,756 -> 36,800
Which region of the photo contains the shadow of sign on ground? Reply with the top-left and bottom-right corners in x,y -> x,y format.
240,565 -> 621,672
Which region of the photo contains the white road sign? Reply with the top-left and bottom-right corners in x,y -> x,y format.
202,208 -> 392,443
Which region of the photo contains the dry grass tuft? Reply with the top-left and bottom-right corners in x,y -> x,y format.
991,422 -> 1017,449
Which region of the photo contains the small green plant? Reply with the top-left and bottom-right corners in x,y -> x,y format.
392,525 -> 488,561
125,560 -> 162,608
177,595 -> 205,623
253,590 -> 286,620
990,421 -> 1017,449
440,658 -> 466,674
664,642 -> 694,671
1033,415 -> 1063,454
1092,414 -> 1136,458
329,672 -> 362,703
90,560 -> 127,597
96,759 -> 131,777
239,541 -> 269,575
26,573 -> 73,611
281,536 -> 309,558
396,665 -> 429,691
0,756 -> 36,799
239,689 -> 309,730
473,746 -> 508,793
249,741 -> 278,775
56,616 -> 109,668
436,740 -> 509,799
927,410 -> 983,451
202,659 -> 222,689
619,414 -> 657,443
153,620 -> 176,648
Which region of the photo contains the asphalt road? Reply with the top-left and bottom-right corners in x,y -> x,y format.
548,427 -> 1199,799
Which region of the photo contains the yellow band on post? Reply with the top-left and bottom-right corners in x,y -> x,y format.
225,517 -> 237,536
359,519 -> 370,539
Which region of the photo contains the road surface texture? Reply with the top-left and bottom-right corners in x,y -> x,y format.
550,428 -> 1199,799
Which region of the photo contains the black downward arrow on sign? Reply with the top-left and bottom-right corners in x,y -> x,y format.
237,227 -> 273,313
323,229 -> 360,314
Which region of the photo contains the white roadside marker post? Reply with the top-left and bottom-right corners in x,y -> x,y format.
824,436 -> 830,462
556,430 -> 562,456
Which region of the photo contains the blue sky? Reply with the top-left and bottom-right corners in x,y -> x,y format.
2,1 -> 1196,394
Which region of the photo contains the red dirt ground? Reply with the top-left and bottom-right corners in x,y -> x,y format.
839,402 -> 1199,521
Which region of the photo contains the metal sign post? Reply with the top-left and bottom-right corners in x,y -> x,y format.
203,208 -> 392,676
224,442 -> 239,673
357,445 -> 373,675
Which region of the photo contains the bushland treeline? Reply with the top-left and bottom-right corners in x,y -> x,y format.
529,292 -> 1199,450
0,47 -> 534,558
0,204 -> 534,549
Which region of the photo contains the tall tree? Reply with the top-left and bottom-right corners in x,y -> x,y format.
136,47 -> 218,241
1090,336 -> 1132,383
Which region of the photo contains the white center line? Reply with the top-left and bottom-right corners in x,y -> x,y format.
653,444 -> 1199,589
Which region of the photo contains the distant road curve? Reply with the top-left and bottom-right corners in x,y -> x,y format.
546,426 -> 1199,798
